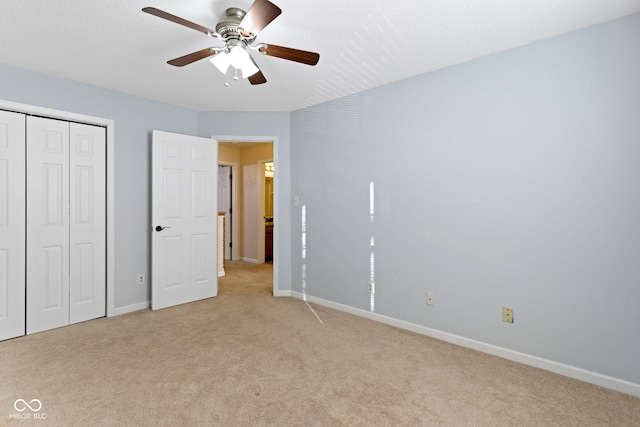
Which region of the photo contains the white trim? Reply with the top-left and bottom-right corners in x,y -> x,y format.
0,99 -> 117,320
273,290 -> 292,297
213,135 -> 280,297
106,121 -> 115,317
290,291 -> 640,398
242,257 -> 260,264
217,161 -> 239,261
112,301 -> 149,316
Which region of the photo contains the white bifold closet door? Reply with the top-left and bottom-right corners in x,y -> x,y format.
26,116 -> 106,335
0,110 -> 26,341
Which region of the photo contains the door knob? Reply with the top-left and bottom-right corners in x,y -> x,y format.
155,225 -> 170,232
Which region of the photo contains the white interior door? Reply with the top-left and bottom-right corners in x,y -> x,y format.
0,110 -> 26,341
152,130 -> 218,310
69,122 -> 106,324
218,165 -> 232,260
26,116 -> 71,334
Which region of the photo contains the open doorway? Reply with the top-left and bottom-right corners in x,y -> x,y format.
217,138 -> 275,293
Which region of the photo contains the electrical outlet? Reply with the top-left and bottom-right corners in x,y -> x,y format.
426,292 -> 435,306
502,306 -> 514,323
137,274 -> 145,285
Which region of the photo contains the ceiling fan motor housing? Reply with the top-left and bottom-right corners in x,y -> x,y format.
216,7 -> 254,43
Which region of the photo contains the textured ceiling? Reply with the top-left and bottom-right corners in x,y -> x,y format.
1,0 -> 639,112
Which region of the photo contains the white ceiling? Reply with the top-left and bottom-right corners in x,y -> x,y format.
2,1 -> 639,112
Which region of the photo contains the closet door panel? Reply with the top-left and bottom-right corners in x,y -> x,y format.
26,116 -> 70,334
69,123 -> 106,324
0,110 -> 26,341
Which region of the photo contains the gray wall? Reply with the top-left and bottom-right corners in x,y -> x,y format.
197,112 -> 292,292
290,14 -> 640,384
0,64 -> 199,308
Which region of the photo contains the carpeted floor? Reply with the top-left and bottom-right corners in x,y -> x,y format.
1,261 -> 639,426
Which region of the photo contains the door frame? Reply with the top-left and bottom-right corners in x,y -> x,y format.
213,135 -> 278,295
1,99 -> 116,317
218,161 -> 239,261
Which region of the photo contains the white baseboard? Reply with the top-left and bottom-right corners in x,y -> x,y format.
242,257 -> 260,264
273,290 -> 292,297
111,301 -> 150,317
290,291 -> 640,398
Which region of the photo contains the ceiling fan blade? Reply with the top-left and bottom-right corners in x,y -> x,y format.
248,57 -> 267,85
142,7 -> 215,36
249,71 -> 267,85
258,44 -> 320,66
239,0 -> 282,37
167,48 -> 220,67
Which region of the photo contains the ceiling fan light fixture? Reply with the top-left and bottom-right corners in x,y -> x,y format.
228,44 -> 259,78
209,43 -> 258,79
240,59 -> 259,78
209,51 -> 231,74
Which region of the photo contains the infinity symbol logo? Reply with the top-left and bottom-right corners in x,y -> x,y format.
14,399 -> 42,412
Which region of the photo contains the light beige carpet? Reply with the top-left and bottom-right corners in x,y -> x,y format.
2,261 -> 639,426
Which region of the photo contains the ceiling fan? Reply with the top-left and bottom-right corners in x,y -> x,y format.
142,0 -> 320,85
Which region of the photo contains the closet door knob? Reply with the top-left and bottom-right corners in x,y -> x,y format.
155,225 -> 170,232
